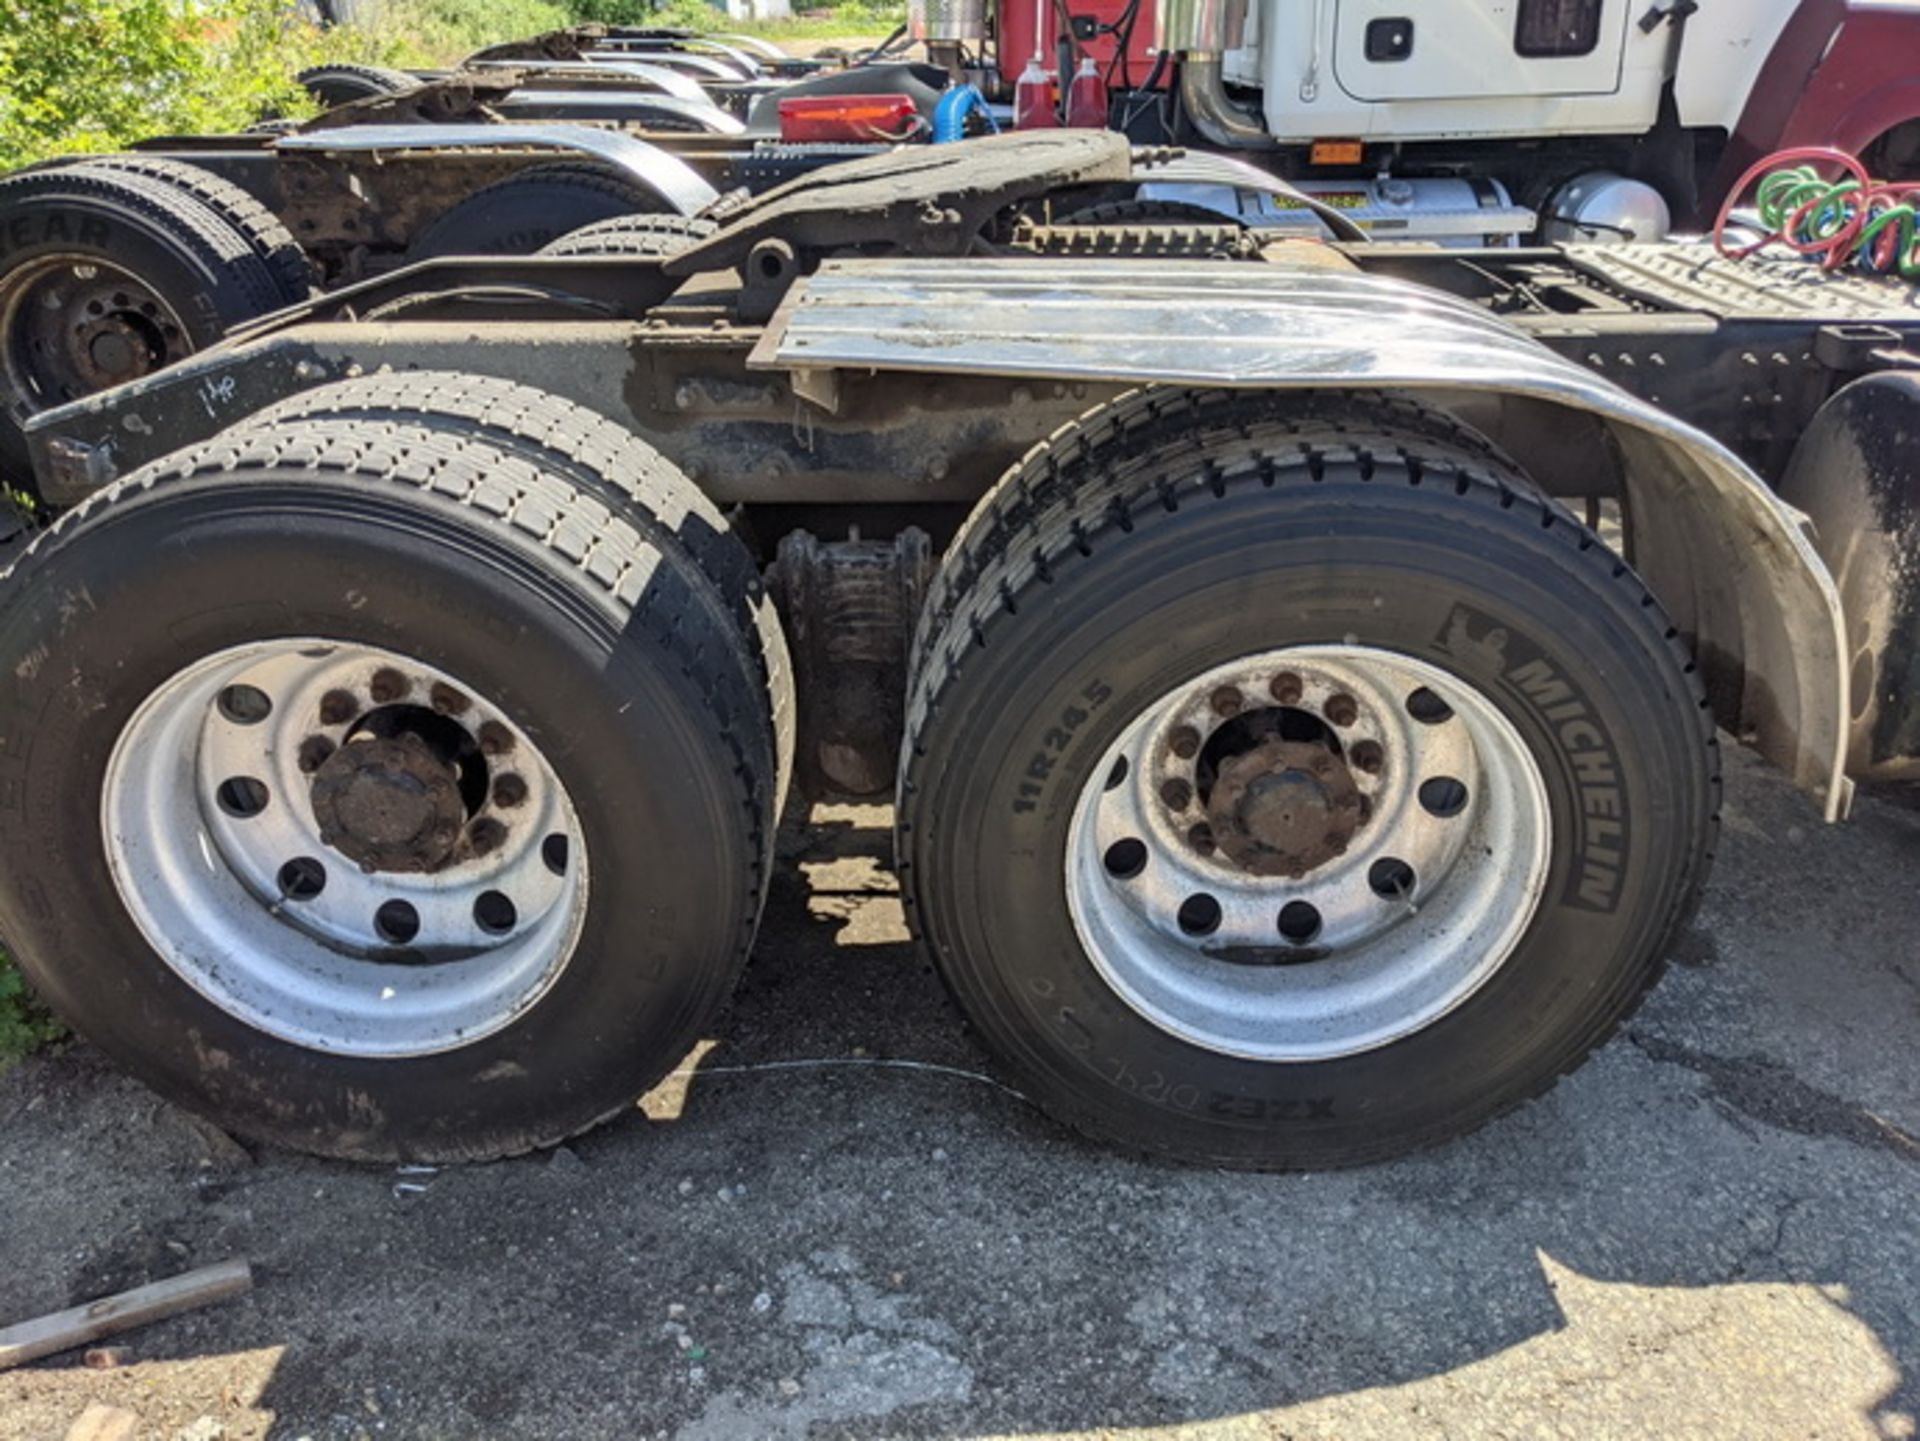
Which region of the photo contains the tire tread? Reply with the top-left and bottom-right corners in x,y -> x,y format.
900,385 -> 1721,1168
6,407 -> 777,1162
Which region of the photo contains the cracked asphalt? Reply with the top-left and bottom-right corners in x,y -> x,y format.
2,743 -> 1917,1440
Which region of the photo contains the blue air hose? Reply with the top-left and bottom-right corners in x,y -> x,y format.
933,84 -> 998,143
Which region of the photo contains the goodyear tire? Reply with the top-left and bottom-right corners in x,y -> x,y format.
0,164 -> 291,486
0,381 -> 786,1161
901,389 -> 1718,1168
77,156 -> 316,302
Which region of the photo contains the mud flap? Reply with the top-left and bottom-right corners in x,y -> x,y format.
1778,372 -> 1920,781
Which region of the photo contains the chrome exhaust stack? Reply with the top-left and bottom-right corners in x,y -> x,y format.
910,0 -> 987,78
1157,0 -> 1273,149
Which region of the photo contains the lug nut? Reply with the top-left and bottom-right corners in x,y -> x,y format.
1210,686 -> 1243,717
1169,725 -> 1201,760
1351,740 -> 1385,774
478,720 -> 515,757
297,735 -> 336,774
430,682 -> 470,716
492,773 -> 528,808
1187,821 -> 1216,855
1269,671 -> 1304,704
369,667 -> 410,704
1160,777 -> 1192,811
469,817 -> 507,856
1325,692 -> 1359,727
318,689 -> 359,726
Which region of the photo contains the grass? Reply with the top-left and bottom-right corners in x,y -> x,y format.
717,16 -> 896,40
589,0 -> 903,46
0,947 -> 65,1073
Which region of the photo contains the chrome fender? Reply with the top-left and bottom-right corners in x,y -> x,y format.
273,123 -> 720,217
752,257 -> 1852,819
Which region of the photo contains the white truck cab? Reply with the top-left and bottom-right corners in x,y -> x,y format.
1231,0 -> 1799,141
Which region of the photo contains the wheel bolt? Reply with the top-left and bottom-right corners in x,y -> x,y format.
1325,692 -> 1359,727
369,667 -> 410,704
1169,725 -> 1201,760
318,689 -> 359,726
492,773 -> 528,808
1210,686 -> 1242,717
1160,777 -> 1192,811
1351,740 -> 1385,774
1269,671 -> 1304,704
430,681 -> 470,716
297,735 -> 336,773
1187,821 -> 1216,855
469,817 -> 507,856
478,720 -> 516,757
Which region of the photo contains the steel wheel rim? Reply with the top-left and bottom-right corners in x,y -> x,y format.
0,255 -> 191,421
1065,644 -> 1551,1062
102,640 -> 590,1058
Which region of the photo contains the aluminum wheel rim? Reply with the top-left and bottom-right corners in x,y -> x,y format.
0,255 -> 191,421
102,640 -> 590,1058
1065,645 -> 1551,1062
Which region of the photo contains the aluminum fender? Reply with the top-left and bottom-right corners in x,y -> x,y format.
752,258 -> 1852,820
467,58 -> 711,102
273,124 -> 719,216
493,92 -> 747,135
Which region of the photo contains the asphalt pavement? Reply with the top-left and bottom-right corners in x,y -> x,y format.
2,743 -> 1916,1440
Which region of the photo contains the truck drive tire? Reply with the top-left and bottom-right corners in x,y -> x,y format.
0,164 -> 293,487
900,388 -> 1719,1168
76,156 -> 316,303
408,162 -> 675,261
296,62 -> 419,109
538,212 -> 720,258
0,387 -> 784,1161
241,371 -> 795,805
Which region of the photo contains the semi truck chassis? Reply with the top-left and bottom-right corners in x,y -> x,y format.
2,132 -> 1917,1168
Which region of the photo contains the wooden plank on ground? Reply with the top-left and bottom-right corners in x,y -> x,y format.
0,1259 -> 253,1372
65,1404 -> 139,1441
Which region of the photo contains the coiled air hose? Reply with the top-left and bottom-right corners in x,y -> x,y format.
933,83 -> 999,143
1713,145 -> 1920,279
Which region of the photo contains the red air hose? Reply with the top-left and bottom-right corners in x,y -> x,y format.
1713,145 -> 1920,278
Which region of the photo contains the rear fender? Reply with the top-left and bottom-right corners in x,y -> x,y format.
753,257 -> 1854,819
271,124 -> 720,216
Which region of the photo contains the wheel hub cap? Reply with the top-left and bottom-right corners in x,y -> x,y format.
0,256 -> 187,417
85,321 -> 142,379
311,733 -> 465,873
1208,739 -> 1361,877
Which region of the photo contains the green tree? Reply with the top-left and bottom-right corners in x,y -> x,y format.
0,0 -> 324,170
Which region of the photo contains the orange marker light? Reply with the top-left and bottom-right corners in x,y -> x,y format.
1311,140 -> 1365,166
778,95 -> 923,143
